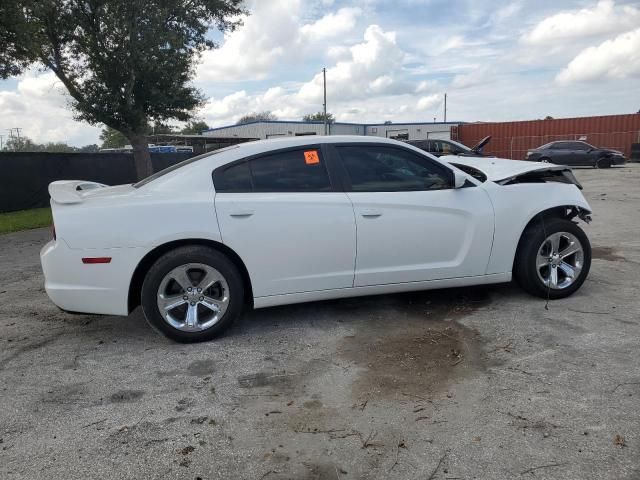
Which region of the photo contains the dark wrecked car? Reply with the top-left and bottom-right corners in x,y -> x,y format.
407,136 -> 493,158
526,140 -> 626,168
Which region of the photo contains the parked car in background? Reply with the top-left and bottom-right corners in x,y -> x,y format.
526,141 -> 626,168
407,136 -> 492,157
41,136 -> 592,343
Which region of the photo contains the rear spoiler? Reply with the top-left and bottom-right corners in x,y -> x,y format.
49,181 -> 107,204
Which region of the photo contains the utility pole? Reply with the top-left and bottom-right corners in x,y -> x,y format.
0,135 -> 4,150
322,68 -> 328,136
444,93 -> 447,123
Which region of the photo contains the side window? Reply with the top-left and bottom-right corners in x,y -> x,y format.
215,162 -> 252,192
572,142 -> 590,151
337,145 -> 452,192
555,142 -> 572,150
250,148 -> 331,192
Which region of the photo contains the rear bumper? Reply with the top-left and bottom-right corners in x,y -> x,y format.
40,240 -> 144,316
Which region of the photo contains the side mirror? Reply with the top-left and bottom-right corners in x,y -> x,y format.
454,170 -> 467,189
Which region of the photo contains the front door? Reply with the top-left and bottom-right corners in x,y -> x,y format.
332,144 -> 495,286
214,147 -> 356,298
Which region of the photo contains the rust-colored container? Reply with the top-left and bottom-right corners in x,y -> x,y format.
452,114 -> 640,160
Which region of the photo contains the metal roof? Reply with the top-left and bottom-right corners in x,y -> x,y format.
202,119 -> 464,134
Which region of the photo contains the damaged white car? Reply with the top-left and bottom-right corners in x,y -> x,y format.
41,136 -> 592,342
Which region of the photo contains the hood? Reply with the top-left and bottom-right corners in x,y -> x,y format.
441,156 -> 572,182
604,149 -> 624,156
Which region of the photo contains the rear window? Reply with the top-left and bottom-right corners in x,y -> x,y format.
134,145 -> 240,188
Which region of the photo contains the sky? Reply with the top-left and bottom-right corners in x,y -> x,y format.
1,0 -> 639,147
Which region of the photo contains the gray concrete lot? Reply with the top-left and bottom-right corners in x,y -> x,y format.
1,165 -> 640,480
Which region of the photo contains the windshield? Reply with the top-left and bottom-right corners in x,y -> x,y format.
133,145 -> 240,188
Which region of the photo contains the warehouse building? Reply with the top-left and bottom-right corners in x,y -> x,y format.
202,120 -> 461,142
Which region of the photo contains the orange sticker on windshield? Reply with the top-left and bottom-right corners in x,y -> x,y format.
304,150 -> 320,165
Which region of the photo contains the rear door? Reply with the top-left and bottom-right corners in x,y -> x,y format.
549,142 -> 573,165
569,142 -> 593,165
331,144 -> 495,286
214,146 -> 356,298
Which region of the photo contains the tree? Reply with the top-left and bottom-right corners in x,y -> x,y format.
100,127 -> 129,150
181,121 -> 210,135
2,137 -> 42,152
236,111 -> 278,125
1,135 -> 92,152
40,142 -> 77,153
77,144 -> 100,153
0,0 -> 245,179
302,112 -> 335,124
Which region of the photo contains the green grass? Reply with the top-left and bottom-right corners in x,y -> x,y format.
0,207 -> 53,235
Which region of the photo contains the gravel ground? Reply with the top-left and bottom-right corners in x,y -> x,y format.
1,164 -> 640,480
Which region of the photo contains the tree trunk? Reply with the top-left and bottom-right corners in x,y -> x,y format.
129,133 -> 153,180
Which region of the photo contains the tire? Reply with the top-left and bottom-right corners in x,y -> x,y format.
596,157 -> 612,169
141,246 -> 244,343
514,217 -> 591,300
539,157 -> 552,163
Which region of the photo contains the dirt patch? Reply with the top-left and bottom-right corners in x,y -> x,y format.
237,371 -> 298,390
337,288 -> 491,400
157,359 -> 216,378
592,246 -> 625,262
186,359 -> 216,376
109,389 -> 145,403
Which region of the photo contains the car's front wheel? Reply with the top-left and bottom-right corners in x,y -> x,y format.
514,218 -> 591,299
141,246 -> 244,342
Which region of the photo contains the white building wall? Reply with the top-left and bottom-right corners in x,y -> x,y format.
202,121 -> 457,141
365,123 -> 457,140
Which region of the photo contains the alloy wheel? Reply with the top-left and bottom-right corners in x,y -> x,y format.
156,263 -> 229,331
536,232 -> 584,290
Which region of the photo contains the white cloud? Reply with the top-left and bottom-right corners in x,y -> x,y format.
298,25 -> 406,103
300,7 -> 361,40
415,80 -> 438,93
523,0 -> 640,45
452,66 -> 492,89
197,0 -> 301,82
197,2 -> 361,83
200,23 -> 445,127
417,94 -> 441,111
0,72 -> 101,146
556,28 -> 640,85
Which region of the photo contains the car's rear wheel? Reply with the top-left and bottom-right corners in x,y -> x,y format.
596,157 -> 612,169
514,218 -> 591,299
141,246 -> 244,342
539,157 -> 551,163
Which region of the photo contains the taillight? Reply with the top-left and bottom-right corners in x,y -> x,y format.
82,257 -> 112,264
52,224 -> 56,241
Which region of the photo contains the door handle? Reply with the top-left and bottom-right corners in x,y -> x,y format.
361,209 -> 382,218
229,210 -> 254,218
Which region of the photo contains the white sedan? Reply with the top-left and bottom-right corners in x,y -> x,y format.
41,136 -> 592,342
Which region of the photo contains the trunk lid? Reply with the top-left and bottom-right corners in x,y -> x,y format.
49,181 -> 134,205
